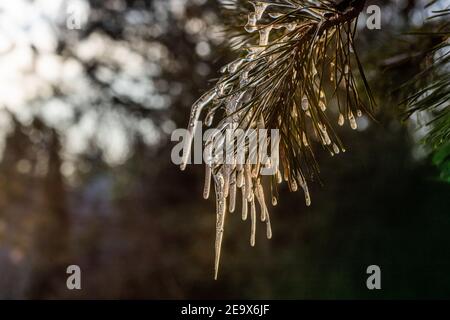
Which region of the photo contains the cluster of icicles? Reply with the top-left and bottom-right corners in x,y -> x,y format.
181,1 -> 363,279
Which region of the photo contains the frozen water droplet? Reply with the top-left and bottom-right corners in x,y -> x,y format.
304,188 -> 311,206
333,143 -> 340,154
338,113 -> 345,126
272,196 -> 278,206
319,101 -> 326,112
301,95 -> 309,110
290,179 -> 298,192
348,112 -> 357,130
276,170 -> 283,184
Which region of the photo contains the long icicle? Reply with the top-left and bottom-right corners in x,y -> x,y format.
214,171 -> 227,280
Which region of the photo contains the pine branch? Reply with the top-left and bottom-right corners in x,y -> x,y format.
398,7 -> 450,182
183,0 -> 372,278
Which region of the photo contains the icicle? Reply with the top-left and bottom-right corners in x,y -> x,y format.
338,113 -> 345,126
229,172 -> 236,213
304,185 -> 311,206
204,165 -> 212,199
276,169 -> 283,184
255,180 -> 267,222
344,64 -> 349,74
259,26 -> 273,46
213,172 -> 227,280
236,165 -> 244,188
223,165 -> 231,198
245,164 -> 253,201
181,90 -> 216,171
252,161 -> 261,179
250,196 -> 256,247
205,111 -> 214,127
242,185 -> 248,221
265,211 -> 272,239
245,12 -> 258,33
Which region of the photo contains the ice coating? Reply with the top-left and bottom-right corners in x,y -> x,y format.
181,0 -> 364,279
181,90 -> 217,171
259,25 -> 273,46
228,59 -> 244,73
251,1 -> 269,20
245,12 -> 258,33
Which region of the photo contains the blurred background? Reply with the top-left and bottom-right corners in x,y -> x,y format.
0,0 -> 449,299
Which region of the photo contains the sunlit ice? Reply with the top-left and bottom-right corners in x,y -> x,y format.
171,121 -> 280,176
